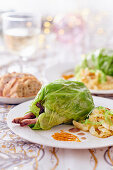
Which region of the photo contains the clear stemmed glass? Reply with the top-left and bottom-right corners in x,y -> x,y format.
2,12 -> 40,72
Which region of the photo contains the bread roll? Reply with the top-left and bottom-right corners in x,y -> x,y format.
0,72 -> 42,98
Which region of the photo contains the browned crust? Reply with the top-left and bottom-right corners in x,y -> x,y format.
12,112 -> 35,124
0,72 -> 42,97
20,118 -> 38,126
12,112 -> 37,127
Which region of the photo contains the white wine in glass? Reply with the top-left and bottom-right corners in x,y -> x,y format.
2,13 -> 40,72
4,28 -> 39,57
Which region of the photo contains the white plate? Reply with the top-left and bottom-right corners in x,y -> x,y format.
0,96 -> 35,104
44,62 -> 113,95
7,96 -> 113,149
44,62 -> 75,83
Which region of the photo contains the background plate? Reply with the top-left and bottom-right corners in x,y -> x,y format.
0,96 -> 35,104
7,96 -> 113,149
44,62 -> 113,95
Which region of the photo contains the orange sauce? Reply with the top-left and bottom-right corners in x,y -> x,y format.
52,130 -> 81,142
81,137 -> 86,140
106,107 -> 110,110
77,132 -> 85,136
69,128 -> 80,133
62,74 -> 74,80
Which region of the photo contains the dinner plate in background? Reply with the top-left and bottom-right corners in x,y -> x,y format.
44,62 -> 113,97
0,96 -> 36,104
7,96 -> 113,149
43,62 -> 75,83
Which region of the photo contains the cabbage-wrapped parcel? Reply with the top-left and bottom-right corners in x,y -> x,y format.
75,48 -> 113,76
29,79 -> 94,130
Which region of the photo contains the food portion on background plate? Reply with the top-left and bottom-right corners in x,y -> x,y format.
0,72 -> 42,98
12,79 -> 113,139
74,48 -> 113,90
44,48 -> 113,98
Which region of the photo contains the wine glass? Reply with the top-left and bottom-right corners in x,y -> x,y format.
2,12 -> 40,72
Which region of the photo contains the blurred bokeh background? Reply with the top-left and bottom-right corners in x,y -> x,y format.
1,0 -> 113,14
0,0 -> 113,76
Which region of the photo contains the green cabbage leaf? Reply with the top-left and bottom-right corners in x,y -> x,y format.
29,79 -> 94,130
75,48 -> 113,76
